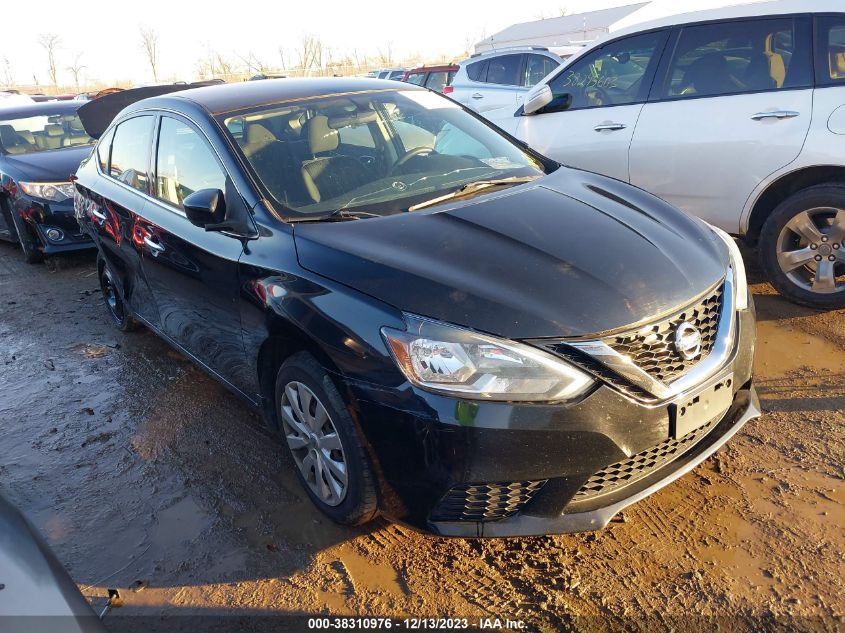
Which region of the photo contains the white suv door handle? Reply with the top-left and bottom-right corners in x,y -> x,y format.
90,207 -> 107,221
471,93 -> 484,100
751,110 -> 800,121
594,122 -> 627,132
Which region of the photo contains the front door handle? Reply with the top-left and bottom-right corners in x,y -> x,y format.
90,207 -> 107,221
751,110 -> 800,121
471,93 -> 484,100
143,235 -> 165,254
594,122 -> 627,132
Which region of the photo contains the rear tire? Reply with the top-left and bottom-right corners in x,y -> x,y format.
275,352 -> 378,526
97,255 -> 141,332
759,184 -> 845,309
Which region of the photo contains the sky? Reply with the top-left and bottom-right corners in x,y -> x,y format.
1,0 -> 720,87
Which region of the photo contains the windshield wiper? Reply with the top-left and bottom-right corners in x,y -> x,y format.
407,176 -> 541,212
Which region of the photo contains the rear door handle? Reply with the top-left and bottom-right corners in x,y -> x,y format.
90,207 -> 106,221
751,110 -> 800,121
471,93 -> 484,100
143,235 -> 165,254
594,122 -> 627,132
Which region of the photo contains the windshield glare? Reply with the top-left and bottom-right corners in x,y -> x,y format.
222,90 -> 547,217
0,112 -> 93,155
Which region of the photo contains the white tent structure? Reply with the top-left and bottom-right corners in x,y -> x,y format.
474,3 -> 650,53
474,0 -> 777,55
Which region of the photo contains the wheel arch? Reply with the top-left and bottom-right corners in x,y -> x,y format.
745,165 -> 845,245
256,320 -> 346,433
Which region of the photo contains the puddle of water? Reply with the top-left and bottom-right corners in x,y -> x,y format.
152,496 -> 212,551
335,544 -> 405,598
754,321 -> 845,378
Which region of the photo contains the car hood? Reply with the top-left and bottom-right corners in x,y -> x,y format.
2,146 -> 92,182
293,168 -> 729,340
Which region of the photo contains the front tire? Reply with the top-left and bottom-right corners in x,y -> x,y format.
97,256 -> 140,332
275,352 -> 378,526
760,184 -> 845,309
9,212 -> 44,264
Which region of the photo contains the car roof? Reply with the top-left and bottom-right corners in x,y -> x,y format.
611,0 -> 845,40
0,100 -> 82,119
406,65 -> 459,73
459,48 -> 560,66
132,77 -> 427,117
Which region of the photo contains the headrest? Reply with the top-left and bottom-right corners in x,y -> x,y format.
0,124 -> 17,145
244,123 -> 276,155
306,115 -> 339,154
328,110 -> 378,129
45,124 -> 64,137
831,50 -> 845,79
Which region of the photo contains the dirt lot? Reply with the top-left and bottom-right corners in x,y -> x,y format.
0,240 -> 843,632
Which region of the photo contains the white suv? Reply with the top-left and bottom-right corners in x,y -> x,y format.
450,48 -> 564,114
493,0 -> 845,308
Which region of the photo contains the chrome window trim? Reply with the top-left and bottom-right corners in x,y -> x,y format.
565,271 -> 736,403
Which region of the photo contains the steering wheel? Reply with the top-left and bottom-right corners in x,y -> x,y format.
391,146 -> 434,173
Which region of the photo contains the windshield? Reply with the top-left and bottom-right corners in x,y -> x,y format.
0,111 -> 93,155
221,89 -> 548,218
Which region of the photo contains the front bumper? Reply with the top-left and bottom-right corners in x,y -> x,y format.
348,306 -> 758,537
13,196 -> 94,254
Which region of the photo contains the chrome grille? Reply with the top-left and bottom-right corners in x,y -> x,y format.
573,417 -> 717,502
429,480 -> 547,522
605,284 -> 724,383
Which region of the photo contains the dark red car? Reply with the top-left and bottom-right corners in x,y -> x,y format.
402,64 -> 458,94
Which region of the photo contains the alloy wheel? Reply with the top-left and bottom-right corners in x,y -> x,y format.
776,207 -> 845,295
280,381 -> 348,506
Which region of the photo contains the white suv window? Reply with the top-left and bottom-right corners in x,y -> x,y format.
664,18 -> 813,99
524,54 -> 559,87
546,31 -> 666,110
817,16 -> 845,85
465,54 -> 523,86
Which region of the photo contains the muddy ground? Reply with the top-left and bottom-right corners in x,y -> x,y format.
0,240 -> 843,632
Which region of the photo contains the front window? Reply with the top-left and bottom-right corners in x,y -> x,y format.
222,89 -> 548,218
155,116 -> 226,208
547,31 -> 666,110
0,110 -> 93,155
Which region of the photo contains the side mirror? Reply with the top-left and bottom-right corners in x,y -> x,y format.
183,188 -> 226,230
523,84 -> 553,115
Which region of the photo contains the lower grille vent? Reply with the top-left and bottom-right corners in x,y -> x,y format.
430,480 -> 547,522
574,418 -> 717,501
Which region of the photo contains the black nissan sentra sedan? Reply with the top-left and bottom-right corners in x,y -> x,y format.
74,79 -> 760,537
0,101 -> 95,262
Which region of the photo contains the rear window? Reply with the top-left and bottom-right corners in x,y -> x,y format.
424,71 -> 453,93
108,115 -> 154,193
817,16 -> 845,85
486,54 -> 522,86
406,72 -> 426,86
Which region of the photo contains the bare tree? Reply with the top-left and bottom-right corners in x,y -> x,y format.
1,58 -> 13,87
65,53 -> 86,90
216,52 -> 236,78
139,26 -> 160,82
298,35 -> 323,75
236,51 -> 269,75
38,33 -> 61,89
377,41 -> 394,66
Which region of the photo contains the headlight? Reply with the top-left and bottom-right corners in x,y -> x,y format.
381,315 -> 595,402
18,181 -> 75,202
710,225 -> 749,311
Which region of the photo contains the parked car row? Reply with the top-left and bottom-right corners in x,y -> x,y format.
0,0 -> 837,539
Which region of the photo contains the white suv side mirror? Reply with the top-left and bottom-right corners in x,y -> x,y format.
523,85 -> 553,115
